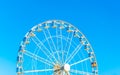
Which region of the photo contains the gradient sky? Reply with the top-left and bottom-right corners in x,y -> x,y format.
0,0 -> 120,75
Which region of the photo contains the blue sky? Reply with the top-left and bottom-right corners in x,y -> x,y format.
0,0 -> 120,75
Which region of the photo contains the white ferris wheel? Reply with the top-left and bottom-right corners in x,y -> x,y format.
16,20 -> 98,75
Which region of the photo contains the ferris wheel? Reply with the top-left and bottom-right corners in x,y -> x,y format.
16,20 -> 98,75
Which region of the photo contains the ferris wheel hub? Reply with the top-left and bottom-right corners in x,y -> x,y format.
64,64 -> 70,71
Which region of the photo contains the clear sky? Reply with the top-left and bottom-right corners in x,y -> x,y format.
0,0 -> 120,75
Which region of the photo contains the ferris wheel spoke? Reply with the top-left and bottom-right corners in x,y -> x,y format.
65,31 -> 74,63
70,69 -> 93,75
46,28 -> 57,51
60,26 -> 64,63
59,24 -> 63,50
64,71 -> 70,75
63,32 -> 70,64
24,50 -> 54,66
46,28 -> 61,63
65,44 -> 83,63
56,27 -> 61,63
31,36 -> 56,64
42,35 -> 77,49
43,29 -> 58,62
23,68 -> 54,73
64,32 -> 70,51
70,57 -> 92,66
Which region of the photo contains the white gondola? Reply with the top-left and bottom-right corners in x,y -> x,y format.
74,30 -> 80,37
67,25 -> 73,32
59,25 -> 64,29
44,23 -> 49,29
37,26 -> 42,32
52,25 -> 57,28
88,52 -> 94,57
91,62 -> 97,67
29,32 -> 35,37
16,67 -> 23,74
85,44 -> 90,50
